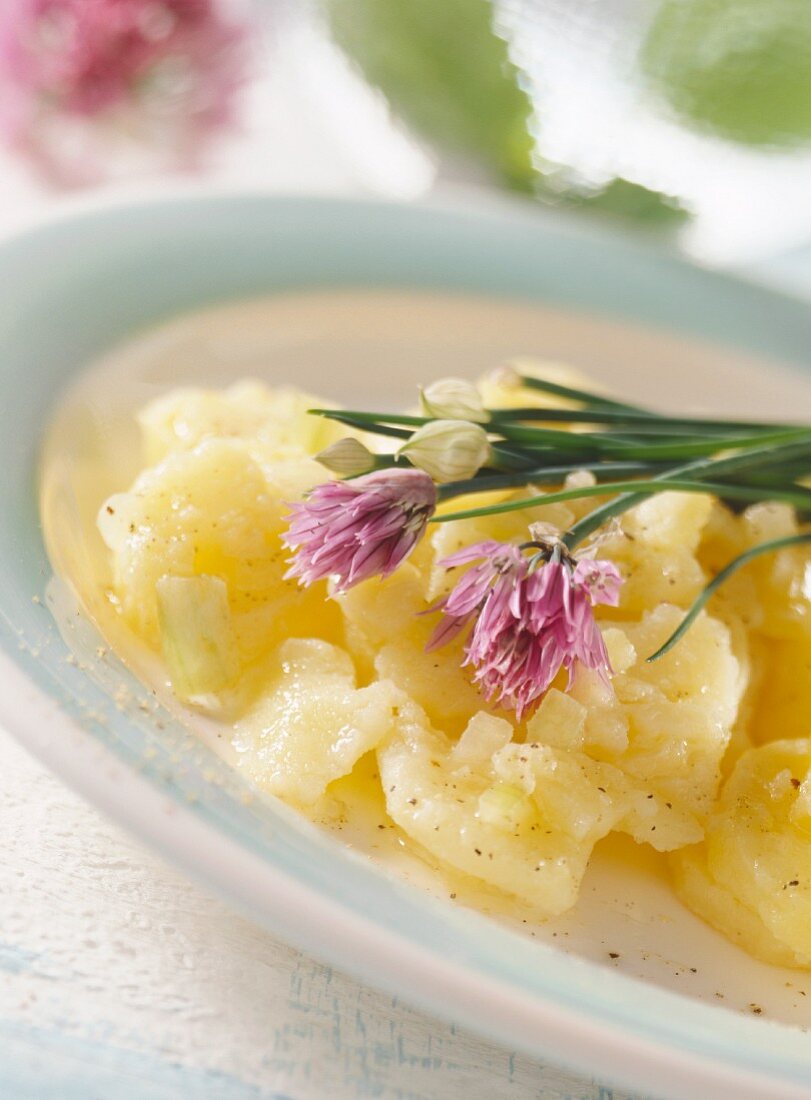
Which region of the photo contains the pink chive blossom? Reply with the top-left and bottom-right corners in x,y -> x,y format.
426,540 -> 623,720
0,0 -> 247,186
283,468 -> 437,593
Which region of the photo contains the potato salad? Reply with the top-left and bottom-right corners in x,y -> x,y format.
97,367 -> 811,967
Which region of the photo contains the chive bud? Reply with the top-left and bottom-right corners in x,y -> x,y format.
398,419 -> 491,483
316,437 -> 376,476
419,377 -> 488,423
486,363 -> 522,391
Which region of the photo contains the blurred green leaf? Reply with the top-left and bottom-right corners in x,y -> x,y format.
324,0 -> 687,227
577,179 -> 687,226
642,0 -> 811,148
323,0 -> 536,191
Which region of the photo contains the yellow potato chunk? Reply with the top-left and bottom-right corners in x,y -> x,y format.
746,508 -> 811,645
233,638 -> 398,806
526,689 -> 587,753
559,605 -> 743,848
623,491 -> 712,555
378,703 -> 628,916
749,638 -> 811,745
477,359 -> 607,412
526,675 -> 700,853
595,505 -> 709,619
672,740 -> 811,968
99,438 -> 341,679
138,381 -> 344,464
700,501 -> 811,646
341,553 -> 741,852
697,500 -> 811,750
337,563 -> 501,738
608,607 -> 742,797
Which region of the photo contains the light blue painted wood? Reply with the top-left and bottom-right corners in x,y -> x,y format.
0,1023 -> 284,1100
0,727 -> 651,1100
0,1022 -> 643,1100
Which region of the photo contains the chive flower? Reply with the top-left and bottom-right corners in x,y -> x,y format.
0,0 -> 247,185
283,469 -> 437,592
426,540 -> 622,719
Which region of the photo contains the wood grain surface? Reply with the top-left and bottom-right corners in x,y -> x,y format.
0,726 -> 648,1100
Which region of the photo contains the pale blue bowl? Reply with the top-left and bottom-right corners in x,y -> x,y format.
1,192 -> 809,1100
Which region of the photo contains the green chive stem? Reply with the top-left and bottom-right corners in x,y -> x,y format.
433,478 -> 811,524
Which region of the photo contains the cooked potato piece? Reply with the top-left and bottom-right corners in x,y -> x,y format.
578,606 -> 742,823
700,501 -> 811,647
346,579 -> 737,854
378,703 -> 629,916
672,740 -> 811,968
100,438 -> 341,681
138,382 -> 344,464
337,563 -> 502,738
477,359 -> 606,412
234,638 -> 399,806
623,492 -> 712,555
748,638 -> 811,745
594,501 -> 710,619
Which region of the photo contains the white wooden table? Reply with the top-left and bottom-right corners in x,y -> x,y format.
0,726 -> 641,1099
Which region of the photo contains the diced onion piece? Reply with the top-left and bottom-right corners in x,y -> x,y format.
526,688 -> 587,751
790,777 -> 811,837
450,712 -> 513,767
477,783 -> 535,830
156,574 -> 239,700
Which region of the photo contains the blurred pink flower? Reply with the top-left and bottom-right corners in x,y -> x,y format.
0,0 -> 248,184
427,540 -> 621,719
